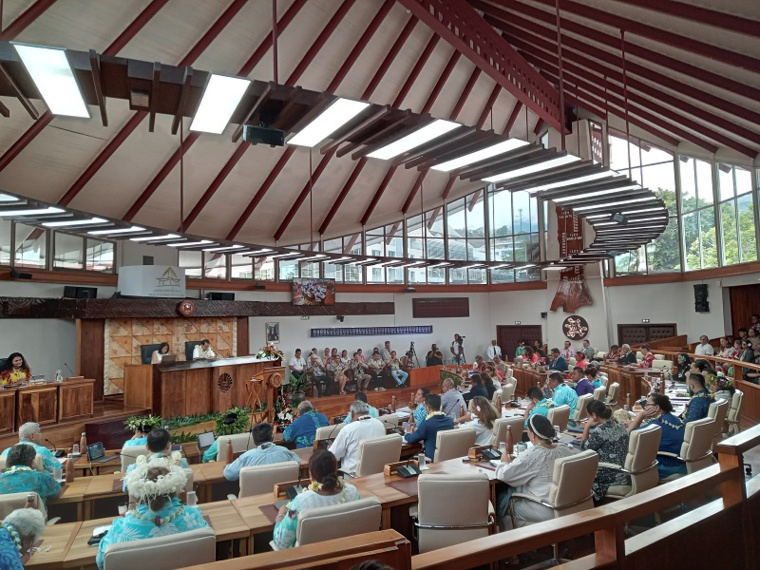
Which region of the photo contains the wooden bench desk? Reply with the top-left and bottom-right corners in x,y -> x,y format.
26,522 -> 82,570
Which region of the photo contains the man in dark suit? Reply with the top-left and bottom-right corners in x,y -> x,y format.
403,393 -> 454,461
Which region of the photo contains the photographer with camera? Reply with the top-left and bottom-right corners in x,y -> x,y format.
451,333 -> 465,364
425,343 -> 444,366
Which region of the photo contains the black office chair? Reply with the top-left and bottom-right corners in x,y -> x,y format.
185,341 -> 202,361
140,344 -> 162,365
0,358 -> 6,370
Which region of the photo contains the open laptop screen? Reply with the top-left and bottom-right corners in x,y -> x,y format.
87,442 -> 106,461
196,431 -> 216,451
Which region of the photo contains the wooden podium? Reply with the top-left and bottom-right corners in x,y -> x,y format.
125,356 -> 283,417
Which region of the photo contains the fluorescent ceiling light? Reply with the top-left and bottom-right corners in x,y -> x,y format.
574,197 -> 654,212
462,264 -> 485,269
245,248 -> 274,256
627,216 -> 668,223
520,264 -> 537,269
203,244 -> 245,252
553,185 -> 639,203
0,206 -> 65,216
130,234 -> 180,242
621,207 -> 667,215
432,139 -> 528,172
484,155 -> 581,183
596,225 -> 665,233
586,214 -> 610,220
167,240 -> 213,247
528,171 -> 620,193
325,256 -> 353,263
13,44 -> 89,118
368,120 -> 460,160
190,74 -> 250,134
429,262 -> 452,268
593,221 -> 619,227
289,98 -> 369,147
350,258 -> 377,265
43,217 -> 107,228
88,226 -> 145,235
490,264 -> 513,269
542,266 -> 567,271
299,254 -> 327,262
0,194 -> 18,202
397,261 -> 427,268
269,252 -> 302,259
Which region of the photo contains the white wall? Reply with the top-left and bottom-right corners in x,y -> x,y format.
118,240 -> 178,268
0,318 -> 75,381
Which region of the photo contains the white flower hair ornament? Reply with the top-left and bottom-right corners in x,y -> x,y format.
125,457 -> 187,502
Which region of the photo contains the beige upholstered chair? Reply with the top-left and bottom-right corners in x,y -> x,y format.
501,382 -> 516,402
651,359 -> 672,372
433,428 -> 476,463
239,461 -> 300,498
491,416 -> 524,447
659,417 -> 715,480
726,390 -> 743,436
572,394 -> 594,424
635,351 -> 644,361
380,414 -> 400,430
598,374 -> 609,389
592,386 -> 606,402
0,454 -> 44,472
603,423 -> 662,499
567,357 -> 577,367
102,527 -> 216,570
654,353 -> 665,361
606,382 -> 620,406
119,444 -> 149,473
412,472 -> 494,553
0,491 -> 48,521
491,388 -> 503,405
295,498 -> 382,548
707,399 -> 729,445
509,449 -> 598,529
313,423 -> 346,447
594,351 -> 606,359
547,405 -> 570,432
216,432 -> 256,463
354,434 -> 402,477
503,367 -> 514,381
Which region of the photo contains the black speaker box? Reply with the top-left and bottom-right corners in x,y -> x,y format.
64,286 -> 97,299
207,292 -> 235,301
693,284 -> 709,313
243,125 -> 285,146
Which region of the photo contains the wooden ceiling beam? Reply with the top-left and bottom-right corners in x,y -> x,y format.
171,67 -> 193,135
0,62 -> 38,119
89,50 -> 108,127
318,157 -> 369,235
148,62 -> 161,132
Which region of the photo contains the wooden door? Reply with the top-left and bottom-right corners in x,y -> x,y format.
618,324 -> 677,346
729,284 -> 760,336
497,325 -> 542,360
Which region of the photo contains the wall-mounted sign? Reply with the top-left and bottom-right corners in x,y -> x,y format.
551,207 -> 593,313
562,315 -> 589,340
311,325 -> 433,338
118,265 -> 186,298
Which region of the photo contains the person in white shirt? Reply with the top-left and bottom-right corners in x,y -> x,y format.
288,349 -> 306,385
151,342 -> 170,364
380,341 -> 392,362
560,341 -> 575,360
694,335 -> 715,356
192,339 -> 215,360
328,400 -> 385,474
486,340 -> 502,361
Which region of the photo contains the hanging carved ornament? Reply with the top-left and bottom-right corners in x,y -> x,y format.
177,300 -> 196,317
217,372 -> 233,393
551,206 -> 593,313
268,372 -> 283,388
562,315 -> 589,340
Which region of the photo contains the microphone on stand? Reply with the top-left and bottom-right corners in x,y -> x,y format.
46,438 -> 65,458
63,362 -> 76,376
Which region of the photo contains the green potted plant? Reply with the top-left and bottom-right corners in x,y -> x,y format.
215,406 -> 250,437
124,414 -> 163,432
288,373 -> 311,404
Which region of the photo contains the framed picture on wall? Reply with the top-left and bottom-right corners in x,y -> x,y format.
265,322 -> 280,344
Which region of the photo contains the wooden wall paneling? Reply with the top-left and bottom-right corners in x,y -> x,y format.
735,379 -> 760,428
58,380 -> 95,422
237,317 -> 249,356
123,364 -> 153,409
77,319 -> 105,401
0,390 -> 16,434
17,385 -> 57,426
618,324 -> 677,346
497,325 -> 542,360
729,284 -> 760,336
183,369 -> 213,416
412,298 -> 469,318
158,371 -> 186,418
213,365 -> 235,413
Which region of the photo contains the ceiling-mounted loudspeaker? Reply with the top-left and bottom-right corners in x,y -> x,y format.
337,315 -> 345,322
611,212 -> 628,225
540,312 -> 547,319
243,125 -> 285,147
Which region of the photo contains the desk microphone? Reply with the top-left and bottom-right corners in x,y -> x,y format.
63,362 -> 76,376
46,439 -> 66,458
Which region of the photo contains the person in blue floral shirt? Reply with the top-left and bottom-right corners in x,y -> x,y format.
524,387 -> 554,427
0,444 -> 61,508
682,373 -> 714,424
284,401 -> 330,448
1,422 -> 60,474
0,508 -> 46,570
97,459 -> 208,569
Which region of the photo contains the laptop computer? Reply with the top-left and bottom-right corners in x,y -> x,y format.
87,442 -> 118,464
197,431 -> 216,452
161,354 -> 177,364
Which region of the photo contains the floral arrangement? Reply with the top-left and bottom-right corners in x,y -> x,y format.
256,344 -> 284,360
124,414 -> 163,432
274,393 -> 296,425
707,372 -> 734,392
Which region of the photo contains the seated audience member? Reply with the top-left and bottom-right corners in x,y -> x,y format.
387,351 -> 409,387
472,355 -> 486,372
124,422 -> 149,448
748,328 -> 760,352
440,378 -> 466,420
524,387 -> 554,426
367,353 -> 387,391
355,348 -> 366,363
485,362 -> 503,382
694,335 -> 715,356
328,401 -> 385,474
1,422 -> 59,474
380,341 -> 392,362
409,388 -> 431,426
342,392 -> 379,423
326,354 -> 348,395
0,508 -> 46,570
560,341 -> 575,360
681,373 -> 714,424
627,394 -> 686,479
0,444 -> 61,507
617,344 -> 637,365
605,345 -> 620,361
574,351 -> 588,370
547,372 -> 578,419
674,353 -> 692,382
717,337 -> 735,359
573,366 -> 594,396
400,350 -> 416,372
0,353 -> 32,386
97,461 -> 208,569
348,352 -> 372,393
404,393 -> 454,461
308,354 -> 333,397
579,400 -> 630,501
638,344 -> 655,369
706,373 -> 735,402
581,339 -> 596,361
532,341 -> 547,359
493,355 -> 509,377
288,348 -> 307,382
495,416 -> 577,529
457,396 -> 499,446
323,348 -> 332,364
224,423 -> 300,482
586,366 -> 602,389
310,348 -> 323,365
192,339 -> 215,360
284,401 -> 330,448
150,342 -> 170,364
124,428 -> 188,490
737,328 -> 749,341
480,371 -> 498,400
522,346 -> 539,364
486,339 -> 502,361
465,374 -> 489,403
739,339 -> 758,383
515,341 -> 526,359
340,349 -> 350,366
731,339 -> 742,360
547,348 -> 567,372
752,314 -> 760,334
272,450 -> 360,549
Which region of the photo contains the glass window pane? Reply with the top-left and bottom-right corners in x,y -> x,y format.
408,266 -> 426,284
737,193 -> 757,263
448,239 -> 467,260
695,159 -> 714,207
254,257 -> 275,281
736,166 -> 752,196
426,208 -> 443,236
699,208 -> 717,268
367,266 -> 385,284
646,216 -> 681,273
720,200 -> 739,266
466,192 -> 484,239
512,191 -> 531,234
387,267 -> 403,284
680,157 -> 697,212
179,250 -> 202,277
683,212 -> 699,271
344,264 -> 362,283
427,238 -> 445,260
204,253 -> 227,279
85,238 -> 113,272
468,268 -> 486,284
449,266 -> 467,284
0,219 -> 11,266
14,223 -> 46,269
230,253 -> 252,279
427,267 -> 445,284
278,259 -> 297,281
54,232 -> 84,270
718,166 -> 735,201
490,268 -> 515,283
640,143 -> 672,166
300,261 -> 320,279
489,190 -> 512,237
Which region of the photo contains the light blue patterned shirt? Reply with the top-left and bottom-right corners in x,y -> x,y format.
223,442 -> 300,481
0,466 -> 61,506
0,524 -> 25,570
1,442 -> 59,474
123,437 -> 148,448
96,497 -> 208,569
552,384 -> 578,418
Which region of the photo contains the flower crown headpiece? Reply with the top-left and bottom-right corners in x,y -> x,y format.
126,455 -> 187,501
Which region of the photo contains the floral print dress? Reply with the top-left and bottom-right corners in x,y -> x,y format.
581,419 -> 630,501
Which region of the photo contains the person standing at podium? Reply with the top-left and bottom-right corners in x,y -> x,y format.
192,339 -> 215,360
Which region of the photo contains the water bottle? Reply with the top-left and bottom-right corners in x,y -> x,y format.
186,490 -> 197,507
417,452 -> 426,470
25,493 -> 36,508
55,370 -> 64,383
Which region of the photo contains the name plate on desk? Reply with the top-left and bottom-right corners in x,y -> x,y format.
117,265 -> 186,298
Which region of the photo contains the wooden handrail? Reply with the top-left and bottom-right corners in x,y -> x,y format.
716,423 -> 760,455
